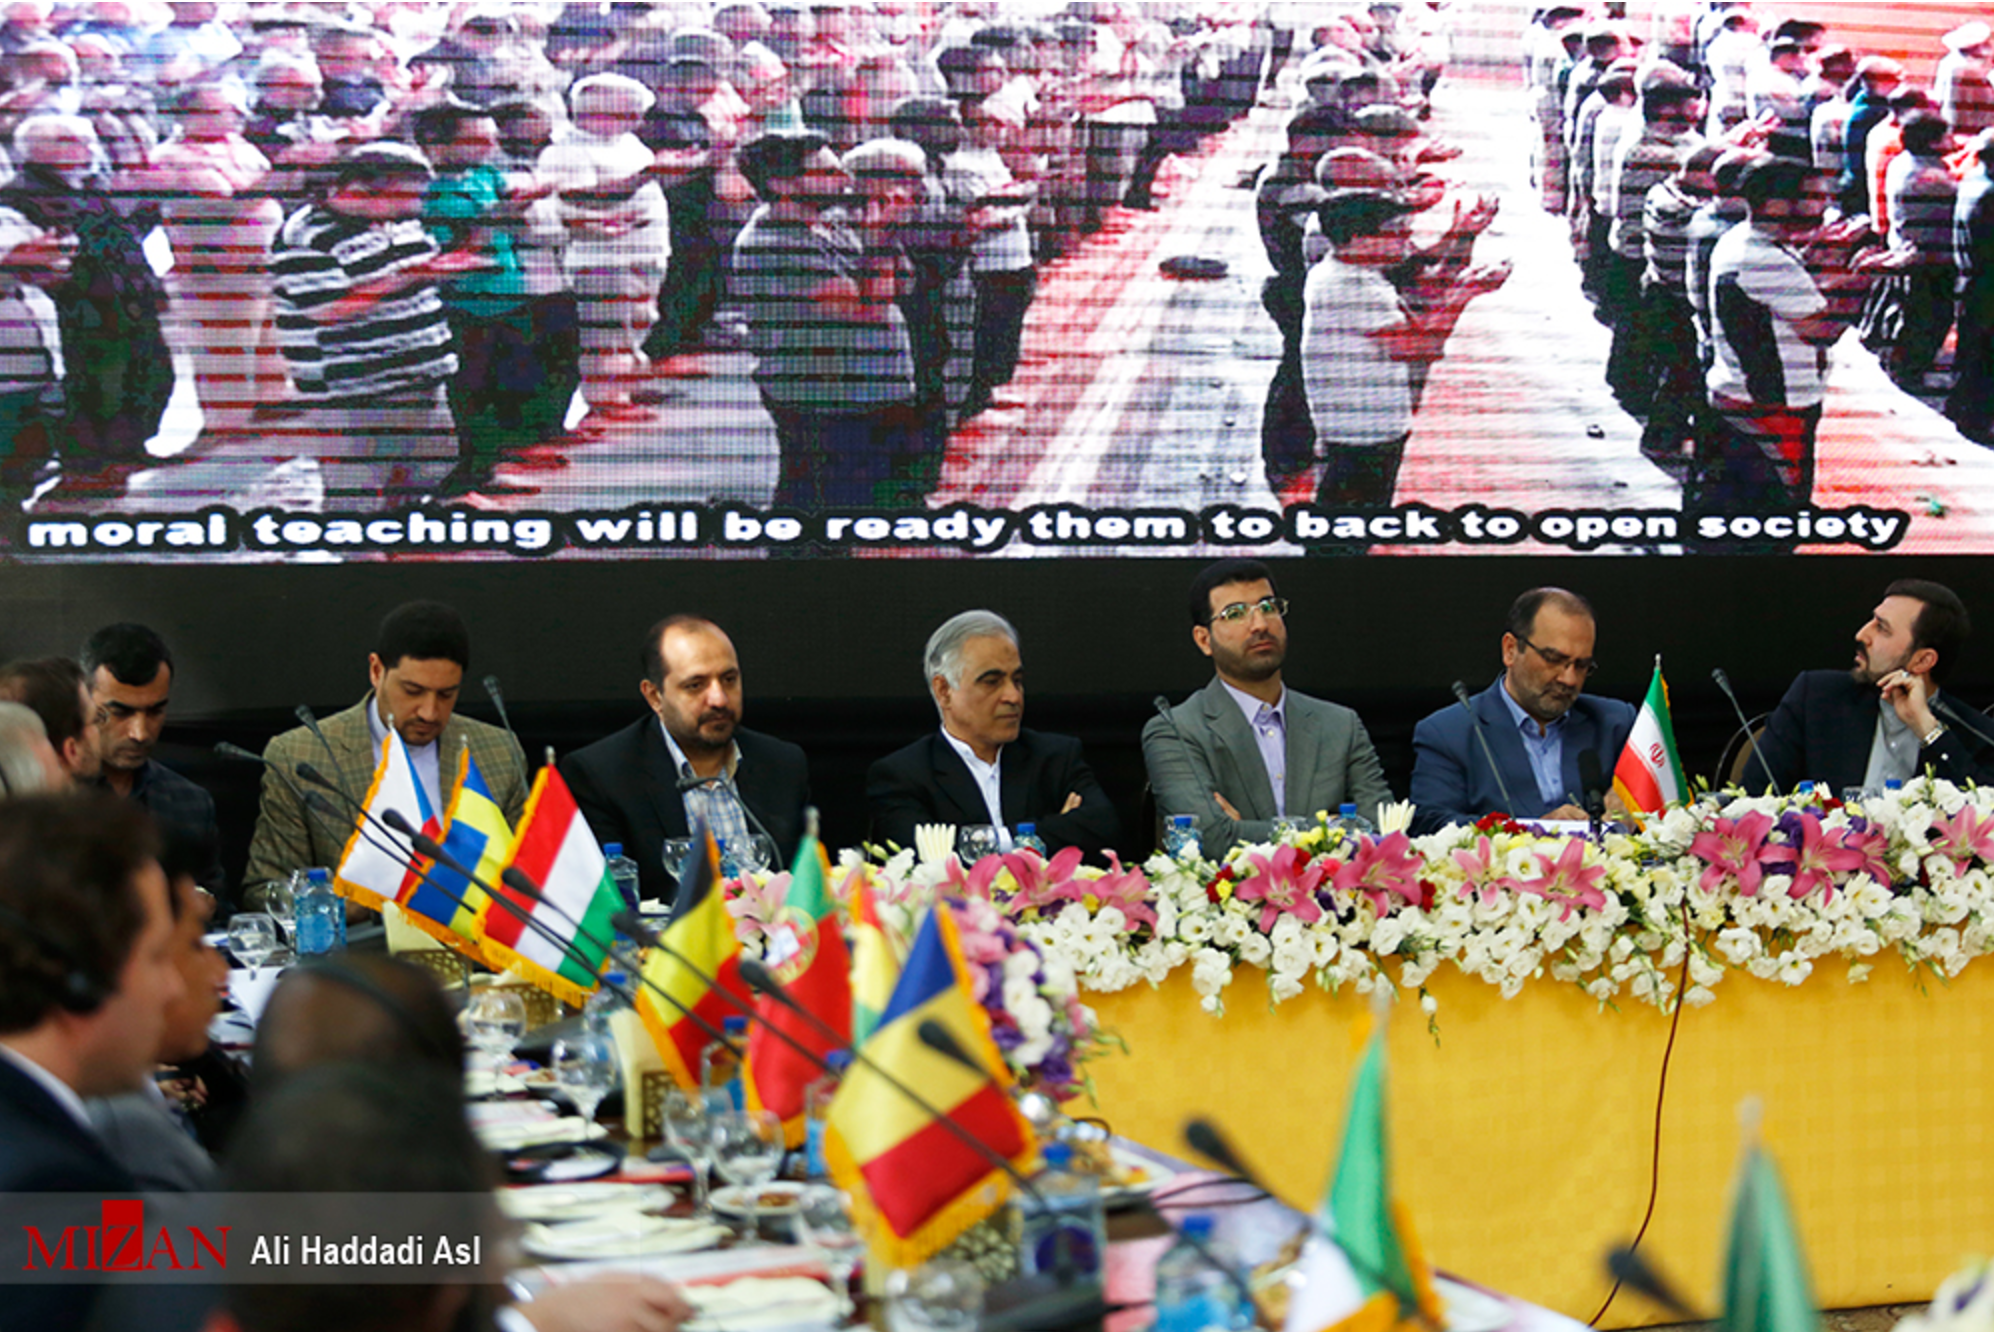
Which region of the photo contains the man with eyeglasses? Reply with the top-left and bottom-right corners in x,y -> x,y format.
562,615 -> 810,906
1143,560 -> 1392,858
1409,588 -> 1635,833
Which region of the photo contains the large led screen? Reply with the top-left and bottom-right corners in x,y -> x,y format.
1,0 -> 1985,562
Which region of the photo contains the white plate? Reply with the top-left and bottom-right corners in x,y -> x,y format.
499,1183 -> 674,1222
683,1276 -> 840,1332
522,1214 -> 730,1261
709,1181 -> 807,1218
476,1117 -> 608,1152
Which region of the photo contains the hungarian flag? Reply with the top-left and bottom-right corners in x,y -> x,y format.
745,819 -> 851,1146
1613,658 -> 1689,819
848,866 -> 902,1047
397,746 -> 509,964
481,760 -> 618,1009
1718,1127 -> 1819,1332
1284,1014 -> 1444,1332
633,823 -> 753,1090
825,903 -> 1037,1268
333,729 -> 439,913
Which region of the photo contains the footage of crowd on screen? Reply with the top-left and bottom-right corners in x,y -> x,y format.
1525,3 -> 1994,505
0,0 -> 1443,511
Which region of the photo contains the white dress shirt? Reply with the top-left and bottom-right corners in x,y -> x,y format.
940,727 -> 1008,836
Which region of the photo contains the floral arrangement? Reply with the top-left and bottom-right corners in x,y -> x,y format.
719,780 -> 1994,1047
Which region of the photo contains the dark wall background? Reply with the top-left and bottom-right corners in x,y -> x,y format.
4,553 -> 1986,892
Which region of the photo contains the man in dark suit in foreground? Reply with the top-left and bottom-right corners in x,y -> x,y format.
1143,560 -> 1393,857
1410,588 -> 1636,833
1753,579 -> 1994,793
563,616 -> 811,903
0,793 -> 185,1331
869,610 -> 1119,859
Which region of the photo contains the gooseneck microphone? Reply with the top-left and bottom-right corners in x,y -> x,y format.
1711,668 -> 1781,794
215,741 -> 355,851
294,704 -> 357,804
1927,693 -> 1994,755
1576,748 -> 1608,838
1452,681 -> 1520,816
480,674 -> 531,794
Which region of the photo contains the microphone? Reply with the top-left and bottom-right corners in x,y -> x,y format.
480,674 -> 531,795
674,769 -> 783,854
1605,1246 -> 1699,1320
1452,681 -> 1520,816
1926,693 -> 1994,753
1577,747 -> 1607,835
294,704 -> 357,803
1183,1118 -> 1270,1192
1711,668 -> 1780,794
216,741 -> 356,852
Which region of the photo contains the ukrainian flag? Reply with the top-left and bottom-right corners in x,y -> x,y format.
400,747 -> 510,964
825,903 -> 1038,1267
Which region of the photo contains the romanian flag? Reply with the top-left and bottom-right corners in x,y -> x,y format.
633,823 -> 753,1090
398,746 -> 510,964
333,729 -> 438,913
848,867 -> 901,1047
745,824 -> 851,1146
825,904 -> 1037,1268
1613,657 -> 1689,821
481,761 -> 618,1009
1284,1016 -> 1443,1332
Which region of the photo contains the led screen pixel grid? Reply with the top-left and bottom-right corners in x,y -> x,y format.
2,0 -> 1987,565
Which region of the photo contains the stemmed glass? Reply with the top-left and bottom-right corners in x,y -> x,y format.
796,1185 -> 865,1319
551,1032 -> 618,1125
260,880 -> 297,947
226,913 -> 278,976
955,825 -> 1000,866
461,987 -> 528,1068
660,838 -> 694,887
886,1257 -> 986,1332
660,1083 -> 716,1214
711,1109 -> 784,1235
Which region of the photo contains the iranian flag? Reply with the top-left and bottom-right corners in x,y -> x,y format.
481,759 -> 618,1009
745,816 -> 852,1147
1613,659 -> 1688,818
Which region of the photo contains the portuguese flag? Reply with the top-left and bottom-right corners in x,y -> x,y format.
633,823 -> 753,1090
1613,658 -> 1688,819
746,817 -> 851,1147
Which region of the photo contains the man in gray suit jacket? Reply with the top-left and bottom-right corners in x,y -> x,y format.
1142,560 -> 1392,857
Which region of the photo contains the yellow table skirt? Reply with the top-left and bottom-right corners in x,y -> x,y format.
1072,963 -> 1994,1327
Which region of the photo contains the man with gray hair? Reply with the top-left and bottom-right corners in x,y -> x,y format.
867,611 -> 1119,859
0,702 -> 64,795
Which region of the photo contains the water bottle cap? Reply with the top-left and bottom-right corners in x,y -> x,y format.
603,972 -> 627,987
723,1016 -> 748,1035
1340,803 -> 1358,816
1886,779 -> 1904,789
605,843 -> 623,858
1180,1215 -> 1215,1240
1017,823 -> 1036,835
826,1050 -> 853,1072
1171,814 -> 1193,828
1797,780 -> 1815,793
1041,1142 -> 1072,1169
307,868 -> 329,884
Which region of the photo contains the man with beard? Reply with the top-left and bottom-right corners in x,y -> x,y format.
1409,588 -> 1634,834
562,616 -> 811,905
1753,581 -> 1994,793
1143,560 -> 1391,857
871,610 -> 1119,860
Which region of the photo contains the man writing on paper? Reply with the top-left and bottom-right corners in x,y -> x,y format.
1753,579 -> 1994,793
1143,560 -> 1391,858
245,601 -> 528,892
1410,588 -> 1636,833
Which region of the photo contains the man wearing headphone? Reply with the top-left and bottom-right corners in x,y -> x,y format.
0,793 -> 185,1330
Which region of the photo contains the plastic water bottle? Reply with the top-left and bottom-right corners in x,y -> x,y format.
700,1015 -> 749,1114
1886,779 -> 1905,792
1333,802 -> 1377,838
1014,823 -> 1048,856
603,844 -> 641,912
1016,1142 -> 1105,1279
1161,814 -> 1199,858
1152,1215 -> 1251,1331
804,1050 -> 852,1180
294,868 -> 345,956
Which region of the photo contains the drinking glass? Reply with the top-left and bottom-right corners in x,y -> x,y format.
552,1032 -> 618,1123
659,838 -> 694,885
796,1186 -> 865,1319
885,1257 -> 985,1332
261,880 -> 297,943
660,1083 -> 716,1213
460,987 -> 527,1066
955,825 -> 1000,865
711,1108 -> 784,1191
226,913 -> 278,975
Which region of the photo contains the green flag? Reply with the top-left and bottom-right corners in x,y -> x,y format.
1718,1145 -> 1821,1332
1324,1032 -> 1420,1309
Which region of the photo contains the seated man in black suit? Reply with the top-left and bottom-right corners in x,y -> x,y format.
868,610 -> 1120,858
0,793 -> 185,1330
1754,579 -> 1994,792
563,616 -> 811,903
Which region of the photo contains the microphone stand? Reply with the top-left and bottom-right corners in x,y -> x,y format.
1452,681 -> 1520,815
1711,668 -> 1781,795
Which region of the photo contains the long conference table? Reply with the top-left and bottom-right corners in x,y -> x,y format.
1071,961 -> 1994,1328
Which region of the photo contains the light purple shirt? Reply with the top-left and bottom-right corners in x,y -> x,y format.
1496,682 -> 1569,808
1220,679 -> 1288,817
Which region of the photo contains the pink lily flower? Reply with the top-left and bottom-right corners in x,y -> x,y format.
941,853 -> 1006,900
1330,832 -> 1424,915
1513,838 -> 1608,919
1450,836 -> 1520,904
1036,851 -> 1157,929
1931,803 -> 1994,877
1001,844 -> 1087,913
1836,822 -> 1894,889
724,871 -> 790,944
1759,814 -> 1868,900
1233,843 -> 1332,932
1688,811 -> 1775,896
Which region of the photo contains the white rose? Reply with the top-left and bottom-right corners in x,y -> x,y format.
1238,933 -> 1272,967
1269,973 -> 1305,1003
1177,913 -> 1215,945
1215,914 -> 1252,947
1271,939 -> 1312,977
1370,916 -> 1408,956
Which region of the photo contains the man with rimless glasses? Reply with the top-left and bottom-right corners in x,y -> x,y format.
1143,560 -> 1392,858
1410,588 -> 1635,834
